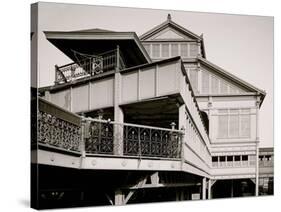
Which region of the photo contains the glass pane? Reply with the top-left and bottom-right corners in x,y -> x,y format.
240,114 -> 250,137
171,44 -> 179,57
143,44 -> 150,55
229,115 -> 239,137
218,115 -> 228,138
162,44 -> 169,58
180,43 -> 188,57
152,44 -> 160,58
189,43 -> 198,57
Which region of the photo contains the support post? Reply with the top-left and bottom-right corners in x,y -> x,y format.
178,105 -> 186,162
208,179 -> 212,199
114,190 -> 124,205
230,180 -> 234,197
113,45 -> 124,155
255,96 -> 260,196
202,177 -> 206,200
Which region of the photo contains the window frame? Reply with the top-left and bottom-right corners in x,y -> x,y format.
217,109 -> 251,139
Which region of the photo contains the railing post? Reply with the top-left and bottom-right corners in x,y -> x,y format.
55,64 -> 59,84
180,127 -> 185,164
116,45 -> 120,71
80,119 -> 87,158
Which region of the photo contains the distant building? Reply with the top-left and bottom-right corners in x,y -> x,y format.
32,13 -> 272,209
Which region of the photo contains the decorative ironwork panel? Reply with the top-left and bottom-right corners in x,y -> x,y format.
37,111 -> 81,152
85,121 -> 114,154
55,49 -> 126,84
123,125 -> 182,158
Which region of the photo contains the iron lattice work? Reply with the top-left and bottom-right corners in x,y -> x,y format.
38,111 -> 81,152
55,49 -> 126,84
84,119 -> 183,159
123,125 -> 182,158
85,121 -> 114,154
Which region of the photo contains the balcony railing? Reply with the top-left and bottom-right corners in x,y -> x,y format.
83,118 -> 183,159
37,98 -> 82,152
55,49 -> 126,84
37,98 -> 183,159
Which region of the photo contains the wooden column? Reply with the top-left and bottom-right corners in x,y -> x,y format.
114,45 -> 124,155
208,179 -> 212,199
178,105 -> 186,163
202,177 -> 207,200
114,190 -> 124,205
255,96 -> 260,196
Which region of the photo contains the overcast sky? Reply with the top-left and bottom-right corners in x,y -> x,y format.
34,2 -> 273,147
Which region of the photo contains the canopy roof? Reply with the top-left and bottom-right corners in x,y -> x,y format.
44,28 -> 151,68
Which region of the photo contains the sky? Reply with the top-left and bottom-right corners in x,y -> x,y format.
34,2 -> 273,147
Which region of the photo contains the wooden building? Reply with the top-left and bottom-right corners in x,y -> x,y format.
31,14 -> 272,209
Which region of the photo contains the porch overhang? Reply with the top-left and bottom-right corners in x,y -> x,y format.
44,30 -> 152,68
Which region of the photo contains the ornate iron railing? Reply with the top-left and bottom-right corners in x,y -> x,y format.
55,49 -> 126,84
37,98 -> 82,152
84,118 -> 183,159
37,99 -> 183,159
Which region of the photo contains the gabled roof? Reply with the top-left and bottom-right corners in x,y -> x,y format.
198,56 -> 266,106
140,14 -> 206,58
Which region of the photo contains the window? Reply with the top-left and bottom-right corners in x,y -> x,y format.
189,68 -> 198,93
212,156 -> 218,162
171,44 -> 179,57
217,109 -> 251,138
219,156 -> 226,162
143,44 -> 150,55
218,115 -> 228,138
242,155 -> 248,161
180,44 -> 188,58
189,43 -> 198,57
227,156 -> 233,161
162,44 -> 169,58
234,155 -> 241,161
240,114 -> 250,137
152,44 -> 160,58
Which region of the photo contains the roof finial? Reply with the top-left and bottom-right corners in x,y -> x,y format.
167,14 -> 172,21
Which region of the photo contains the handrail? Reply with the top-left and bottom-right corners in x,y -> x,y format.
55,48 -> 126,84
83,117 -> 184,134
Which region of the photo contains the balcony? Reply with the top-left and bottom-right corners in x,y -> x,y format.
54,49 -> 126,84
37,98 -> 183,160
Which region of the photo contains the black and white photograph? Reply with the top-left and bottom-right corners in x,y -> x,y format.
30,2 -> 274,210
